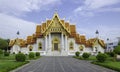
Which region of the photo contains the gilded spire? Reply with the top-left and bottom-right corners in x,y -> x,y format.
54,9 -> 58,14
95,30 -> 99,39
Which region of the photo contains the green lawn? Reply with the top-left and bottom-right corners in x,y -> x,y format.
93,61 -> 120,72
0,54 -> 28,72
0,54 -> 41,60
0,54 -> 15,60
0,54 -> 41,72
0,60 -> 28,72
73,56 -> 96,61
74,55 -> 120,71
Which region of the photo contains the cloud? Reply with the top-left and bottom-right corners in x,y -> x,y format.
0,0 -> 61,16
0,13 -> 36,39
84,0 -> 120,9
74,0 -> 120,16
76,24 -> 120,42
96,7 -> 120,12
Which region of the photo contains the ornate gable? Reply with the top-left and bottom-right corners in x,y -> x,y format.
42,13 -> 70,36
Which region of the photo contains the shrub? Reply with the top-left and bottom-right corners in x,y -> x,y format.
4,52 -> 10,56
0,49 -> 3,54
19,51 -> 21,53
82,52 -> 90,59
13,52 -> 15,54
15,53 -> 26,62
96,53 -> 107,62
107,52 -> 115,57
105,52 -> 110,55
114,46 -> 120,55
75,51 -> 80,57
29,52 -> 35,59
98,51 -> 101,54
36,52 -> 40,57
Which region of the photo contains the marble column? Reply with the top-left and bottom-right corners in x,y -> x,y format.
65,35 -> 67,51
61,33 -> 64,51
45,35 -> 47,52
48,33 -> 51,51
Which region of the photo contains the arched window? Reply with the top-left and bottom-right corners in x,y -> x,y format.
38,42 -> 42,50
29,45 -> 33,51
69,41 -> 74,50
79,45 -> 84,51
95,47 -> 97,52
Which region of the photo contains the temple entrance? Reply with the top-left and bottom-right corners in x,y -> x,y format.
52,37 -> 60,51
54,43 -> 58,50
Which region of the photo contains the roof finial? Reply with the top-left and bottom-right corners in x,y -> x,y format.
54,9 -> 58,14
95,30 -> 99,39
16,24 -> 20,38
95,30 -> 99,34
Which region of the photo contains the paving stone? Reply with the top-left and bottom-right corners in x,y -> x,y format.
14,56 -> 116,72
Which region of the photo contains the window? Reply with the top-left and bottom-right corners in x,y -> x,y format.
79,45 -> 83,51
109,43 -> 113,45
29,45 -> 33,51
95,47 -> 97,52
69,41 -> 74,50
38,42 -> 42,50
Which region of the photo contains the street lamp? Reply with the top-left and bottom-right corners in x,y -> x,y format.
16,30 -> 20,53
95,30 -> 99,38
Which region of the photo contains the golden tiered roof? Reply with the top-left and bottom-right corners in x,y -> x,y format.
9,39 -> 27,47
9,13 -> 105,48
86,38 -> 105,48
9,40 -> 15,47
70,25 -> 76,37
27,36 -> 32,44
80,35 -> 86,44
36,25 -> 42,38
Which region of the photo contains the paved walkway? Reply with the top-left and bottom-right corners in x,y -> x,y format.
14,56 -> 116,72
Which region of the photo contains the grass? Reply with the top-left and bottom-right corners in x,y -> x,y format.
92,61 -> 120,72
73,55 -> 96,61
74,55 -> 120,72
0,54 -> 15,60
0,60 -> 29,72
25,53 -> 41,60
0,54 -> 41,72
0,54 -> 41,60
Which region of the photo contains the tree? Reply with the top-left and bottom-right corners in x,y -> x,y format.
118,41 -> 120,45
114,45 -> 120,55
0,38 -> 8,50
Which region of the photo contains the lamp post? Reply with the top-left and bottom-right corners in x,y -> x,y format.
16,30 -> 20,53
95,30 -> 99,38
17,31 -> 20,38
106,38 -> 109,52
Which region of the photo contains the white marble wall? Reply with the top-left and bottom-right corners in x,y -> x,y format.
11,45 -> 20,54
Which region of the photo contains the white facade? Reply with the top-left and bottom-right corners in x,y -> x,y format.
10,34 -> 105,56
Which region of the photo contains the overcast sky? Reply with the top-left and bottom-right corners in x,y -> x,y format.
0,0 -> 120,42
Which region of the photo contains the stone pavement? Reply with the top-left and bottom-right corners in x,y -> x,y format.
13,56 -> 116,72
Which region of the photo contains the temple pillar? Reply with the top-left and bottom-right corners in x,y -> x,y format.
61,33 -> 64,51
65,35 -> 67,51
45,35 -> 47,52
48,33 -> 51,51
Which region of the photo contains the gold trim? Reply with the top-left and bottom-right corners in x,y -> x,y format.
52,36 -> 60,51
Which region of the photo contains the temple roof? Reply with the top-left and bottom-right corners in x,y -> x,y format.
9,13 -> 105,48
86,38 -> 105,48
9,38 -> 27,47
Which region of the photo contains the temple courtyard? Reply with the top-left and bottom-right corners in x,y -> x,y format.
12,56 -> 116,72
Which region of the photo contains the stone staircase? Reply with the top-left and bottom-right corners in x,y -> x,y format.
52,51 -> 61,56
46,51 -> 68,56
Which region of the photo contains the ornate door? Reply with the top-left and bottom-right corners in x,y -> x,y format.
54,43 -> 58,50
